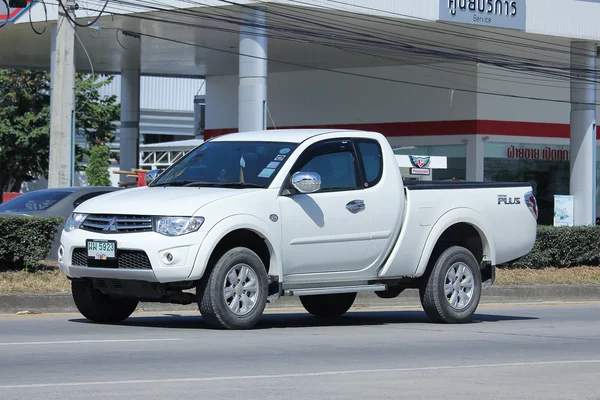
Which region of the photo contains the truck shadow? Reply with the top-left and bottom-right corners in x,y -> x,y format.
69,310 -> 538,330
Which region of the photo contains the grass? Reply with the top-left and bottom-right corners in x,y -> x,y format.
0,269 -> 70,293
495,266 -> 600,285
0,266 -> 599,294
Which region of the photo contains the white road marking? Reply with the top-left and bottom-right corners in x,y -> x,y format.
0,338 -> 182,346
2,359 -> 600,389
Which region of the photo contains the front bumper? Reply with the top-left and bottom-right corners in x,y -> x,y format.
58,228 -> 207,283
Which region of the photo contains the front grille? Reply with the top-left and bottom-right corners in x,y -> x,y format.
71,248 -> 152,270
81,214 -> 153,234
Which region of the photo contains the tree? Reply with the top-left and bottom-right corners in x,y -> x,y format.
0,69 -> 120,193
0,70 -> 51,193
74,74 -> 120,169
86,145 -> 111,186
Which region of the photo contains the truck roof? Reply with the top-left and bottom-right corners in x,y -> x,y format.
210,129 -> 359,144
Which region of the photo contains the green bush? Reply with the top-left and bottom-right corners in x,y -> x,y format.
86,145 -> 111,186
502,225 -> 600,268
0,216 -> 62,269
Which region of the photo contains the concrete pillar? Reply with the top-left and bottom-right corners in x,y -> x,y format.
570,41 -> 597,225
238,9 -> 267,132
119,32 -> 141,182
48,17 -> 75,188
50,24 -> 56,122
466,136 -> 484,182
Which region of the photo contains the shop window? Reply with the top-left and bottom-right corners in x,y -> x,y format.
484,142 -> 570,226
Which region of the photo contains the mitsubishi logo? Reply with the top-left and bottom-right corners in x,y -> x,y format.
103,217 -> 118,231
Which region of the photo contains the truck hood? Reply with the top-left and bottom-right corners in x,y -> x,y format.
74,186 -> 259,216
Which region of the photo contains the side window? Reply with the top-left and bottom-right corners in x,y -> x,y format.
300,151 -> 357,191
356,140 -> 383,188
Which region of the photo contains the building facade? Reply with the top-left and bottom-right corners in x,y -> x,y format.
3,0 -> 599,224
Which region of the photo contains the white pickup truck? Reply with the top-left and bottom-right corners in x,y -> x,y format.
58,129 -> 538,329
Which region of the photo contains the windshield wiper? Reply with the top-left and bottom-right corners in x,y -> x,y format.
184,181 -> 222,187
218,182 -> 264,189
152,180 -> 264,188
152,180 -> 219,187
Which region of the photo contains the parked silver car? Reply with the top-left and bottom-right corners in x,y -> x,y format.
0,186 -> 120,260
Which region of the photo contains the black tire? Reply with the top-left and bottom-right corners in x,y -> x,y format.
299,292 -> 357,318
71,280 -> 138,323
197,247 -> 268,330
419,246 -> 482,324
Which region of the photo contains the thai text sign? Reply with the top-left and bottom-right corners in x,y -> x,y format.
438,0 -> 526,31
506,146 -> 570,161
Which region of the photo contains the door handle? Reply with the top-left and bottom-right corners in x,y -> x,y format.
346,200 -> 365,214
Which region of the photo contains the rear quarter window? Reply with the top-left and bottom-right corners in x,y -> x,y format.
355,140 -> 383,188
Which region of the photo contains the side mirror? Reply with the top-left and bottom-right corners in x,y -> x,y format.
145,169 -> 162,185
291,172 -> 321,194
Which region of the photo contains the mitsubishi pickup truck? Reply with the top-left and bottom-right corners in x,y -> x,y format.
58,129 -> 538,329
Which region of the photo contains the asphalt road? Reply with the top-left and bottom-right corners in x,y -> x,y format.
1,303 -> 599,400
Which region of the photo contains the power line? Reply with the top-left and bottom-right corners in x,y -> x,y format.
37,0 -> 600,98
320,0 -> 586,55
57,0 -> 109,28
114,0 -> 599,80
117,28 -> 600,106
132,0 -> 600,84
28,0 -> 48,35
0,0 -> 9,28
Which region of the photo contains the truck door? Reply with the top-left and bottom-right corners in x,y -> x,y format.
279,139 -> 372,276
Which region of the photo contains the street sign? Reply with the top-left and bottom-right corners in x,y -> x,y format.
0,0 -> 34,24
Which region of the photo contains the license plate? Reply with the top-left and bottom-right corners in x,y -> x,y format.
86,240 -> 117,260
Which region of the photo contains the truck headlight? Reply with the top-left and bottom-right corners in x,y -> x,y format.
153,216 -> 205,236
64,213 -> 88,232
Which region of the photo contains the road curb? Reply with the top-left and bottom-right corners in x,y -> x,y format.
1,284 -> 600,315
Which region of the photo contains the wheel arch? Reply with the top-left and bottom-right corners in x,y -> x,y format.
188,215 -> 281,282
414,208 -> 496,278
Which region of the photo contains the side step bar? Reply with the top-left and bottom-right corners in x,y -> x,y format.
284,284 -> 387,297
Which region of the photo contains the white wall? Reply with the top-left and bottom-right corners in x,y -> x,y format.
206,75 -> 240,130
526,0 -> 600,41
206,63 -> 479,131
476,65 -> 599,124
207,61 -> 600,131
476,64 -> 569,123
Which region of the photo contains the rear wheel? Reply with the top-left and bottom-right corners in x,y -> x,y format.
300,292 -> 357,318
71,280 -> 138,323
197,247 -> 268,330
419,246 -> 482,324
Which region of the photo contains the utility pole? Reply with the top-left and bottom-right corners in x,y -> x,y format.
48,0 -> 76,188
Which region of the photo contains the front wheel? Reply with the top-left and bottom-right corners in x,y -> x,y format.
419,246 -> 482,324
197,247 -> 268,330
300,292 -> 357,318
71,280 -> 139,323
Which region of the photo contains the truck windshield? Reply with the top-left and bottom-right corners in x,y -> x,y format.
150,141 -> 298,188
